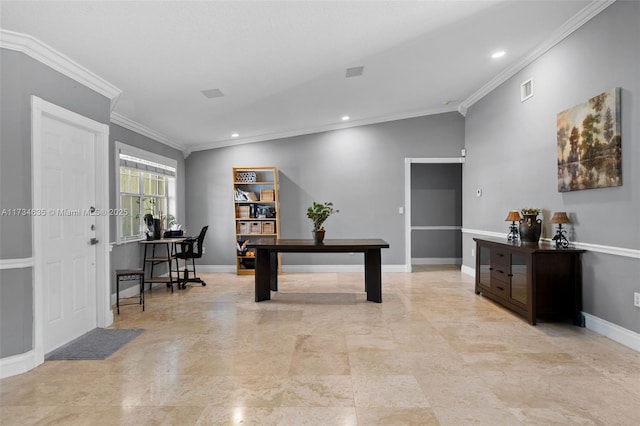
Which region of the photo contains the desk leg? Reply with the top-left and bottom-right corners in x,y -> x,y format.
270,251 -> 278,291
255,248 -> 271,302
364,249 -> 382,303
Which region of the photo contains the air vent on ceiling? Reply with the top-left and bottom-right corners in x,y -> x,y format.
345,66 -> 364,78
520,78 -> 533,102
201,88 -> 225,99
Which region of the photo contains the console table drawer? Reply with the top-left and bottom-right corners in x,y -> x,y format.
491,250 -> 509,266
491,277 -> 509,300
490,266 -> 510,282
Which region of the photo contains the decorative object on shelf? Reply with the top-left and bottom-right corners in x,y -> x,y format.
519,208 -> 542,243
557,87 -> 621,192
306,201 -> 338,243
504,210 -> 521,242
550,211 -> 571,248
235,171 -> 256,183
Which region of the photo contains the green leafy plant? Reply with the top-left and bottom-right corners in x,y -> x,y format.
306,202 -> 338,231
165,214 -> 176,228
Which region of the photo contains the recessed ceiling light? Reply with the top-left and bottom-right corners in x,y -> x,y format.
341,115 -> 350,121
231,133 -> 239,138
491,51 -> 506,59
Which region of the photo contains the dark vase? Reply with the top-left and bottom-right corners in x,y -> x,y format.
519,214 -> 542,243
313,229 -> 325,244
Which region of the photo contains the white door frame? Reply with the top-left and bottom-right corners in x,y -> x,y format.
31,96 -> 112,366
404,157 -> 465,272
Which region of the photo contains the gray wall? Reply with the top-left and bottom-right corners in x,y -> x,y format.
462,1 -> 640,333
0,49 -> 184,358
108,124 -> 186,293
0,49 -> 111,357
411,163 -> 462,260
185,113 -> 465,267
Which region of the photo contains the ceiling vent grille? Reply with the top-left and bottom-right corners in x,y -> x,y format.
520,78 -> 533,102
345,66 -> 364,78
201,88 -> 225,99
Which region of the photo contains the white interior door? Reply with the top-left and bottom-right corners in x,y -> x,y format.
40,114 -> 98,352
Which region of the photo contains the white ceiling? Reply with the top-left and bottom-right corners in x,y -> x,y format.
1,0 -> 599,154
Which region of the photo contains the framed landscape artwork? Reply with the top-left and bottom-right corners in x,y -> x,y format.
556,87 -> 621,192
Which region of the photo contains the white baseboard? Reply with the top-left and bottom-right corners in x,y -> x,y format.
111,281 -> 172,305
412,257 -> 461,265
583,312 -> 640,352
461,265 -> 475,277
0,350 -> 38,379
196,265 -> 237,273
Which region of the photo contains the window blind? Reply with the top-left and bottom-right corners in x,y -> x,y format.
119,153 -> 176,178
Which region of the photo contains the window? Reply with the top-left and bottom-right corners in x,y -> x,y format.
115,142 -> 177,242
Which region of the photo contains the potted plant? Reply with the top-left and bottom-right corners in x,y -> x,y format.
306,202 -> 338,243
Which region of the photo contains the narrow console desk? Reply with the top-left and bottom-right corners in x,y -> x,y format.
246,238 -> 390,303
140,237 -> 185,292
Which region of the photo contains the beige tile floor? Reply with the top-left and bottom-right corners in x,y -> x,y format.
2,266 -> 640,425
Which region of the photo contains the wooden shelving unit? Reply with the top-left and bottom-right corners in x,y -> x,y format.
232,166 -> 280,275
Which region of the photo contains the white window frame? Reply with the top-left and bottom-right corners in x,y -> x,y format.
115,141 -> 178,243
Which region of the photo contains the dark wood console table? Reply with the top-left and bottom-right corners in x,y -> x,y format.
246,238 -> 390,303
474,237 -> 585,325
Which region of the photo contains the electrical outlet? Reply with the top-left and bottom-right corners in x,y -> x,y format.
634,292 -> 640,308
471,248 -> 475,257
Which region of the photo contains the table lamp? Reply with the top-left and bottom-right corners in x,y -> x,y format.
505,210 -> 521,242
550,211 -> 571,248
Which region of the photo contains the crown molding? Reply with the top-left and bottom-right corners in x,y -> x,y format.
458,0 -> 616,114
110,113 -> 187,156
187,104 -> 459,154
0,29 -> 122,110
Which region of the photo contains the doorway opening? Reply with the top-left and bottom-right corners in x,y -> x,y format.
404,157 -> 464,272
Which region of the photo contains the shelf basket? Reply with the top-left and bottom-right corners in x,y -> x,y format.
249,222 -> 262,234
260,189 -> 275,202
236,205 -> 250,218
235,171 -> 256,183
262,221 -> 275,234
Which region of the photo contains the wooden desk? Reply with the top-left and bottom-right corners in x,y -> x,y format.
246,238 -> 390,303
140,237 -> 185,292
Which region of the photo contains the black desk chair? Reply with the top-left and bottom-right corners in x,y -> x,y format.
175,226 -> 208,289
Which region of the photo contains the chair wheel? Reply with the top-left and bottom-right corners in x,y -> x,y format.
201,282 -> 206,286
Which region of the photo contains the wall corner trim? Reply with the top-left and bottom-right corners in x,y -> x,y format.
0,29 -> 122,109
0,257 -> 34,270
583,312 -> 640,353
111,113 -> 187,154
462,229 -> 640,259
458,0 -> 616,113
0,350 -> 39,379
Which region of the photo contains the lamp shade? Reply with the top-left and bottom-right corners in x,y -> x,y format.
505,210 -> 521,222
550,211 -> 571,224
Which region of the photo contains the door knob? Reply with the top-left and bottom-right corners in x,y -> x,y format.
90,238 -> 99,245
